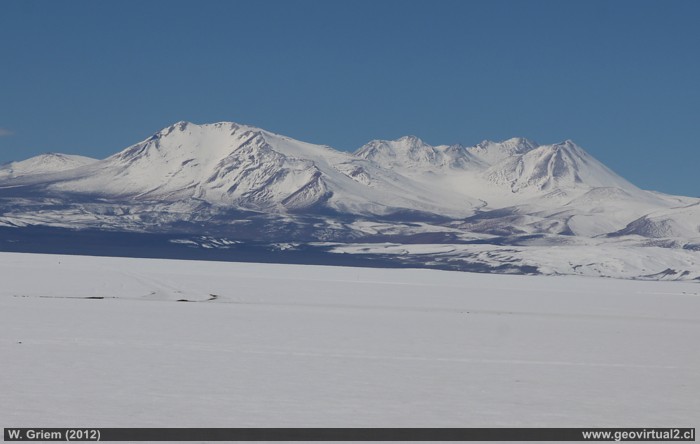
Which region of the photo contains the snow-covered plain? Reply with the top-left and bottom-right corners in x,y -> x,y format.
1,252 -> 698,430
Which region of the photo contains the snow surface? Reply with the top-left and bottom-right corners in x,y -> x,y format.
324,241 -> 700,280
1,252 -> 698,430
617,202 -> 700,239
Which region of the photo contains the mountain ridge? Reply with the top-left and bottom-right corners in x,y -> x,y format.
0,120 -> 697,281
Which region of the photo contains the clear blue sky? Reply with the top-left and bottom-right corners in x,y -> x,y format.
1,0 -> 698,196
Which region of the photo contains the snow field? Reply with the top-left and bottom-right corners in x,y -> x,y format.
1,252 -> 698,430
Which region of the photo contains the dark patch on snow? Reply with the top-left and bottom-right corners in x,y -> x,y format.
0,225 -> 546,276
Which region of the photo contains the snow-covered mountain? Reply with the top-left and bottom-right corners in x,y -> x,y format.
12,122 -> 482,217
0,153 -> 97,180
484,140 -> 638,193
354,136 -> 485,171
0,121 -> 697,280
0,121 -> 692,223
353,132 -> 690,239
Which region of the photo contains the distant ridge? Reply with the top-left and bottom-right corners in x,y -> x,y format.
0,153 -> 97,180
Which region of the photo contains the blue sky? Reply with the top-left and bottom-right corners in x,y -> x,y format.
1,0 -> 698,196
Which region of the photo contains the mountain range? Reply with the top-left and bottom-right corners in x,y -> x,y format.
0,121 -> 698,280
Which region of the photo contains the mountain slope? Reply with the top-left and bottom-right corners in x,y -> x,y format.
613,202 -> 700,239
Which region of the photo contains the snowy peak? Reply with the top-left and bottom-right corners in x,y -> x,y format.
484,140 -> 637,193
0,153 -> 98,179
65,121 -> 335,210
113,121 -> 251,163
467,137 -> 538,165
355,136 -> 434,164
354,136 -> 542,173
355,136 -> 483,171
